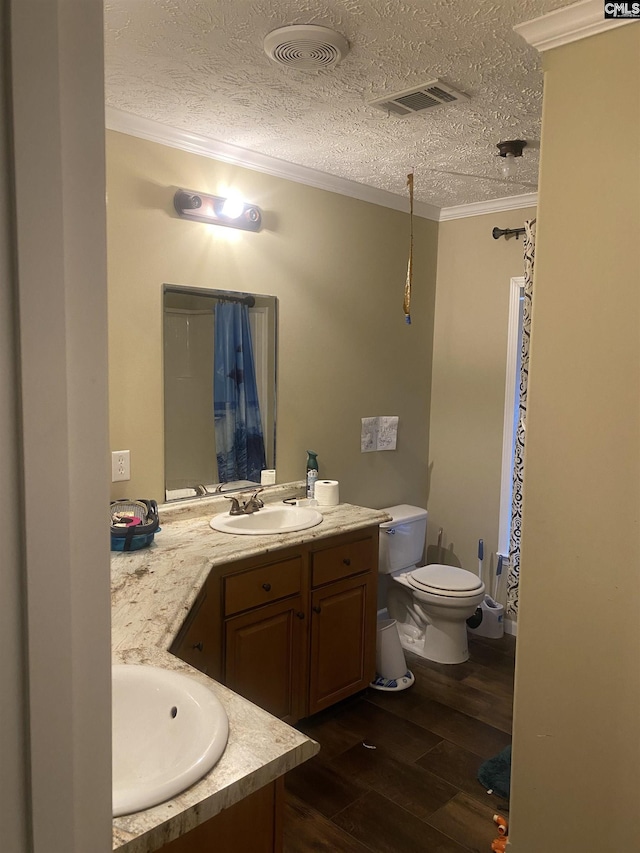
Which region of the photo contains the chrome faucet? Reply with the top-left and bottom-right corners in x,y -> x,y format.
243,489 -> 264,513
225,496 -> 242,514
226,489 -> 264,515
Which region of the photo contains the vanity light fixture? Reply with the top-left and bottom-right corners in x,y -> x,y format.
496,139 -> 527,178
173,189 -> 262,232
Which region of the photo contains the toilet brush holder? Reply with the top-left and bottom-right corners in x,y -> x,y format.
370,618 -> 415,692
468,596 -> 504,639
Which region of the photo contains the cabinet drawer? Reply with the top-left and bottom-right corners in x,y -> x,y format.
311,536 -> 374,587
224,557 -> 303,616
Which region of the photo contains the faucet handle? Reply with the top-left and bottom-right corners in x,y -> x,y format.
225,496 -> 242,515
250,488 -> 264,507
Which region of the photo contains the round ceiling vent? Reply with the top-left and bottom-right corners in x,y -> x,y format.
264,25 -> 350,71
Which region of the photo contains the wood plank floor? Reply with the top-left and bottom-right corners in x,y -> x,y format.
284,632 -> 515,853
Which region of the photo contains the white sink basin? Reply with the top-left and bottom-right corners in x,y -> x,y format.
210,504 -> 323,535
112,664 -> 228,816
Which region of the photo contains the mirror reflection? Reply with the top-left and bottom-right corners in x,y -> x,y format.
163,284 -> 277,500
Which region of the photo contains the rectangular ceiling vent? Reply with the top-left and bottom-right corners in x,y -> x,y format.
368,79 -> 468,117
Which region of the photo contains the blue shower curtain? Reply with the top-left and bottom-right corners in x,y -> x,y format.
213,301 -> 266,484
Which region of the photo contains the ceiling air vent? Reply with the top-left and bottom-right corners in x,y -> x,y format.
368,79 -> 468,116
264,25 -> 350,71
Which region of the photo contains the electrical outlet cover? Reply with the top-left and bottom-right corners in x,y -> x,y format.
112,450 -> 130,482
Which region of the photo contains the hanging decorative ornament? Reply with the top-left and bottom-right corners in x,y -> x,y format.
403,172 -> 414,325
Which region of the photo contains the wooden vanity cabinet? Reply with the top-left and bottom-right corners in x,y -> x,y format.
172,526 -> 379,722
223,554 -> 306,723
158,778 -> 283,853
170,579 -> 221,679
308,533 -> 378,715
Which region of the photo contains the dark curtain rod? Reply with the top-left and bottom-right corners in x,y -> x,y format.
213,293 -> 256,307
492,226 -> 526,241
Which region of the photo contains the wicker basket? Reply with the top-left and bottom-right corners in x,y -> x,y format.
110,499 -> 159,552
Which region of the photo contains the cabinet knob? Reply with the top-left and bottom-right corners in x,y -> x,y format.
192,641 -> 204,652
312,605 -> 322,614
262,582 -> 272,592
296,611 -> 305,620
343,558 -> 351,566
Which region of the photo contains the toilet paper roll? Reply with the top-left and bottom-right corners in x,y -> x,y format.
314,479 -> 340,506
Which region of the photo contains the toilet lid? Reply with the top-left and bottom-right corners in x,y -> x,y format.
407,564 -> 484,597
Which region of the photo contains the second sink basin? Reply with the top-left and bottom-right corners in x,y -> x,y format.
112,664 -> 229,817
210,504 -> 323,535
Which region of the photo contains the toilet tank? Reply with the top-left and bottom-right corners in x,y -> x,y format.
379,505 -> 428,574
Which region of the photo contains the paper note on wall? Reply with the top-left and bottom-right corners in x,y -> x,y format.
361,418 -> 378,452
361,416 -> 399,452
377,416 -> 399,450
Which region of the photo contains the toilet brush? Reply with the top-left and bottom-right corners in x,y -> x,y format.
492,555 -> 504,601
470,543 -> 505,639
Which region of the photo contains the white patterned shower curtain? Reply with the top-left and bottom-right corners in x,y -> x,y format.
507,219 -> 536,617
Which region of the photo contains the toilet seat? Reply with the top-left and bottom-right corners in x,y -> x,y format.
406,564 -> 483,598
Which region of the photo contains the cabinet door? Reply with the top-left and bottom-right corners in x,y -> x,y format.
308,572 -> 377,716
225,595 -> 306,724
158,778 -> 283,853
170,582 -> 220,679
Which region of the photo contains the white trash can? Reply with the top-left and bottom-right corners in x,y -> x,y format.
376,618 -> 407,679
467,597 -> 505,639
369,619 -> 415,692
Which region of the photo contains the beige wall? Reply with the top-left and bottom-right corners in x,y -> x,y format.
510,24 -> 640,852
427,209 -> 535,581
107,131 -> 438,509
0,3 -> 28,845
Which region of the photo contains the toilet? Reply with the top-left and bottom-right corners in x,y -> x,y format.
379,505 -> 485,664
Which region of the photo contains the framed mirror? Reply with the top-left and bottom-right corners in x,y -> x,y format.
163,284 -> 277,500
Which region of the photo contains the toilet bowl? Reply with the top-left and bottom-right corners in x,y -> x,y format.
380,505 -> 485,664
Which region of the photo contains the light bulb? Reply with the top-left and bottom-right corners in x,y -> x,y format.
501,152 -> 516,178
220,196 -> 245,219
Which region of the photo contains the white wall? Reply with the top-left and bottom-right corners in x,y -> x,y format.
4,2 -> 113,851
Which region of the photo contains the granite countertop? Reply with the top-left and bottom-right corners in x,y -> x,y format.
112,482 -> 389,853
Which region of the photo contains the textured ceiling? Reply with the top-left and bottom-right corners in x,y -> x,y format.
104,0 -> 574,209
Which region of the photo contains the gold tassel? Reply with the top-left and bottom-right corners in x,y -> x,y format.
403,172 -> 414,325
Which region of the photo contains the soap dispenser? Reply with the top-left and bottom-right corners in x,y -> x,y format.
306,451 -> 319,499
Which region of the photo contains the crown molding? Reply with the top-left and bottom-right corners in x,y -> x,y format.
105,108 -> 442,221
105,108 -> 538,223
514,0 -> 634,52
439,193 -> 538,221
